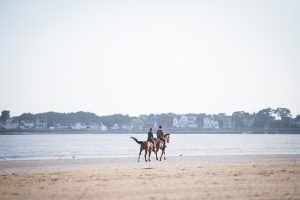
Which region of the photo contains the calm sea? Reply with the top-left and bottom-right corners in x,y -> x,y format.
0,133 -> 300,160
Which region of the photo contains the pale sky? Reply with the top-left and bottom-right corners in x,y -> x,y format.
0,0 -> 300,117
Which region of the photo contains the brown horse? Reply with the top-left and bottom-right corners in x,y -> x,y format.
153,133 -> 171,161
130,137 -> 157,162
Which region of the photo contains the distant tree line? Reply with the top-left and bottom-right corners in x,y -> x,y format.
1,108 -> 299,129
232,108 -> 295,128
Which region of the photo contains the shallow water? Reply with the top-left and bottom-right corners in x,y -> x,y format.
0,133 -> 300,160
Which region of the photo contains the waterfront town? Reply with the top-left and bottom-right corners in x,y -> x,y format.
0,108 -> 300,133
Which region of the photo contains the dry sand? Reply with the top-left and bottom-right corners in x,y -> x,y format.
0,155 -> 300,200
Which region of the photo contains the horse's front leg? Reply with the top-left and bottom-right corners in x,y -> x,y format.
164,150 -> 166,160
148,150 -> 151,162
155,150 -> 158,161
159,149 -> 164,161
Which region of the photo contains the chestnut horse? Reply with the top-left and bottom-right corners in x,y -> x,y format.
153,133 -> 171,161
130,137 -> 157,162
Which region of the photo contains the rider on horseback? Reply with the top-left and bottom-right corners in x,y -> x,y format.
147,128 -> 154,144
156,125 -> 167,147
147,128 -> 156,151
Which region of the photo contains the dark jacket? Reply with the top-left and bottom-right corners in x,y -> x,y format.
156,129 -> 164,138
147,131 -> 154,141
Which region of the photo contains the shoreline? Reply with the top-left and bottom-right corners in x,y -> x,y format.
1,154 -> 299,172
1,153 -> 300,162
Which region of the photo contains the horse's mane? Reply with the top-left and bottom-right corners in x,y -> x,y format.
165,133 -> 170,136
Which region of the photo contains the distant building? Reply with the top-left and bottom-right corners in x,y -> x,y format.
119,124 -> 133,130
179,115 -> 188,127
35,118 -> 47,129
223,116 -> 233,129
173,115 -> 198,128
71,122 -> 86,130
294,117 -> 300,128
128,124 -> 134,130
110,123 -> 120,130
242,118 -> 254,127
187,116 -> 198,128
203,117 -> 220,129
20,120 -> 34,129
55,123 -> 62,130
5,119 -> 18,129
85,123 -> 104,131
100,124 -> 108,131
173,118 -> 179,128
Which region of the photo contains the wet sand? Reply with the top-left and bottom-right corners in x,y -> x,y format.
1,155 -> 300,200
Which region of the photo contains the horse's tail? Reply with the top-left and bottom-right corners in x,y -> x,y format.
130,137 -> 143,145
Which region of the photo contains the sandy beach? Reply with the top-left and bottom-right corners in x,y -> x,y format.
1,155 -> 300,200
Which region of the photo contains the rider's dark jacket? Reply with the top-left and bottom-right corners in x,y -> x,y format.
156,129 -> 164,138
147,131 -> 154,141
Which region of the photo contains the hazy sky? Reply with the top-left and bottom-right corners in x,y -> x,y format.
1,0 -> 299,117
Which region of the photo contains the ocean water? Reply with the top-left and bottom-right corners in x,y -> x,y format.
0,133 -> 300,160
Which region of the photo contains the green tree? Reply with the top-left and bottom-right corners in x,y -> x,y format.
130,117 -> 144,126
252,108 -> 275,128
196,114 -> 206,128
156,113 -> 176,128
100,114 -> 131,127
0,110 -> 10,122
16,113 -> 35,122
232,111 -> 250,128
214,113 -> 226,129
274,108 -> 292,120
273,108 -> 293,128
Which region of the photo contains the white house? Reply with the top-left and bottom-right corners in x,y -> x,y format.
179,115 -> 188,127
110,123 -> 120,130
35,118 -> 47,129
20,120 -> 34,129
86,123 -> 102,130
187,116 -> 198,128
173,118 -> 179,128
173,115 -> 198,128
71,122 -> 87,130
55,123 -> 62,129
100,123 -> 108,131
119,124 -> 133,130
203,117 -> 220,129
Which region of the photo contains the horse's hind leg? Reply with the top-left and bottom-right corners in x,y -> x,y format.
138,146 -> 143,162
155,150 -> 158,161
164,150 -> 166,160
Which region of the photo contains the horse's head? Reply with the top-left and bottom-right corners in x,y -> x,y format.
165,133 -> 170,143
